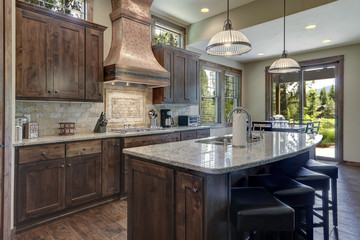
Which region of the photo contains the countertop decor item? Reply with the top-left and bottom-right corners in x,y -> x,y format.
206,0 -> 251,56
268,0 -> 301,73
94,112 -> 108,133
25,122 -> 39,139
59,122 -> 76,136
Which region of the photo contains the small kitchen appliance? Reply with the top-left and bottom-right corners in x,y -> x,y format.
178,115 -> 201,127
160,109 -> 174,128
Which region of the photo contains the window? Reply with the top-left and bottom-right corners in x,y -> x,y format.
225,74 -> 240,118
154,24 -> 184,48
24,0 -> 87,19
201,69 -> 221,124
200,64 -> 242,124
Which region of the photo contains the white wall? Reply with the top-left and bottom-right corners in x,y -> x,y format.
243,43 -> 360,162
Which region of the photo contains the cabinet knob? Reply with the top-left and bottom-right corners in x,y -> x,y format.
60,165 -> 65,168
185,97 -> 190,101
192,188 -> 198,193
47,90 -> 51,94
41,152 -> 47,156
67,164 -> 72,167
99,93 -> 102,96
116,143 -> 120,146
55,90 -> 59,94
83,148 -> 87,151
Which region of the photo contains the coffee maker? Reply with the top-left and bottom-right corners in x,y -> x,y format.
160,109 -> 174,128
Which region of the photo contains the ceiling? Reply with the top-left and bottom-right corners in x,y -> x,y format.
151,0 -> 255,25
154,0 -> 360,63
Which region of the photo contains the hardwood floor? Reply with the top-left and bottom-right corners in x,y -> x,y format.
13,162 -> 360,240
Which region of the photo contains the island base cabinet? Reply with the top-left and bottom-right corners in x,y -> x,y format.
17,159 -> 65,222
128,159 -> 174,240
176,172 -> 203,240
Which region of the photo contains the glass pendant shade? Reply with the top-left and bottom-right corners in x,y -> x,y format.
206,29 -> 251,56
268,51 -> 300,73
206,0 -> 251,56
268,0 -> 300,73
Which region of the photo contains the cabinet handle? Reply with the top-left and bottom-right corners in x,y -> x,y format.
55,90 -> 59,94
41,152 -> 47,156
67,164 -> 72,167
60,164 -> 65,168
192,188 -> 198,193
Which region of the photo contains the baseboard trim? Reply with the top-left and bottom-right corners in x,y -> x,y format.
342,161 -> 360,167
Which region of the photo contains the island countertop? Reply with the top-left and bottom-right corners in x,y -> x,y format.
123,131 -> 323,174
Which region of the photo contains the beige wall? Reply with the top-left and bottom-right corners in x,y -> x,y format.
243,43 -> 360,162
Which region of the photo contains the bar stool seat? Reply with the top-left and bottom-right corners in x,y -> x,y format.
270,166 -> 330,240
231,187 -> 294,239
306,159 -> 338,227
249,174 -> 315,240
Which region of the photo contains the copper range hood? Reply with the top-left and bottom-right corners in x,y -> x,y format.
103,0 -> 170,87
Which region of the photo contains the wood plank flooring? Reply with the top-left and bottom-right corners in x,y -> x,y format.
13,162 -> 360,240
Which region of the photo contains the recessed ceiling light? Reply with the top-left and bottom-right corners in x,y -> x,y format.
322,39 -> 331,43
257,53 -> 264,56
201,8 -> 209,13
305,25 -> 317,30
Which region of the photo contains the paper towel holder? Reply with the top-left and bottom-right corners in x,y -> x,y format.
226,107 -> 253,141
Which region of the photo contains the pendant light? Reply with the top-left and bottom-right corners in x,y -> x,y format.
268,0 -> 300,73
206,0 -> 251,56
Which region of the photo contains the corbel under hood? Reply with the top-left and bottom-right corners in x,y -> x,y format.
103,0 -> 170,88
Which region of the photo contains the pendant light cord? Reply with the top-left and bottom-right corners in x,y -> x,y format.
283,0 -> 286,52
227,0 -> 230,23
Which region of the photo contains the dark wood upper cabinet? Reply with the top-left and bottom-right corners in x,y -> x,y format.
53,19 -> 85,99
65,153 -> 101,207
152,44 -> 200,105
17,159 -> 65,222
15,1 -> 106,102
16,8 -> 53,98
102,138 -> 121,197
86,28 -> 104,101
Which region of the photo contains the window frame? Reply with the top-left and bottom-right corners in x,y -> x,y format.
200,60 -> 242,125
151,15 -> 186,49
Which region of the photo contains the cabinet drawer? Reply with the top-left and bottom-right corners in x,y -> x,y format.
123,135 -> 156,148
180,131 -> 197,141
18,144 -> 65,164
66,140 -> 101,157
196,129 -> 210,139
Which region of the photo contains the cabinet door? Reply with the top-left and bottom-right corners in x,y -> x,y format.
16,8 -> 53,98
180,131 -> 197,141
173,51 -> 187,103
176,172 -> 203,240
128,159 -> 174,240
102,139 -> 121,197
186,55 -> 200,104
85,28 -> 103,101
53,19 -> 85,99
65,154 -> 101,207
17,159 -> 65,222
163,49 -> 174,103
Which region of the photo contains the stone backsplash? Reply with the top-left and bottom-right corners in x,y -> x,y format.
16,85 -> 199,137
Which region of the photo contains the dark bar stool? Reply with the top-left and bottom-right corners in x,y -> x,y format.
270,166 -> 330,240
231,187 -> 294,240
249,174 -> 315,240
305,159 -> 338,226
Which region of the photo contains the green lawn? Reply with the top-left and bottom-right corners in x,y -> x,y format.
317,118 -> 335,148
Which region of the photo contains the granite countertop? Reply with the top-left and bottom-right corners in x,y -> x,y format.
123,131 -> 323,174
13,126 -> 210,147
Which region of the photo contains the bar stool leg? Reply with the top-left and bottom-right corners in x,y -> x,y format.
323,189 -> 329,240
305,206 -> 314,240
332,178 -> 338,227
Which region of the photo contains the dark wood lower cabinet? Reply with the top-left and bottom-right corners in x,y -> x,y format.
65,154 -> 101,207
17,159 -> 65,222
128,159 -> 174,240
102,139 -> 121,197
176,172 -> 203,240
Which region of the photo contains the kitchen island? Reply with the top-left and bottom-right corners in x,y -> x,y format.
123,131 -> 322,240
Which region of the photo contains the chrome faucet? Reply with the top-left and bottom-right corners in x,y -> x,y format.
226,107 -> 253,141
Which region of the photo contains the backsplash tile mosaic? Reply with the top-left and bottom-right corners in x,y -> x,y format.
16,85 -> 199,137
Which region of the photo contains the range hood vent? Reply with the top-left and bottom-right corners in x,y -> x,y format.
103,0 -> 170,88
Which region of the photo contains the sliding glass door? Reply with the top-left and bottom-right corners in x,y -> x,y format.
267,56 -> 344,161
